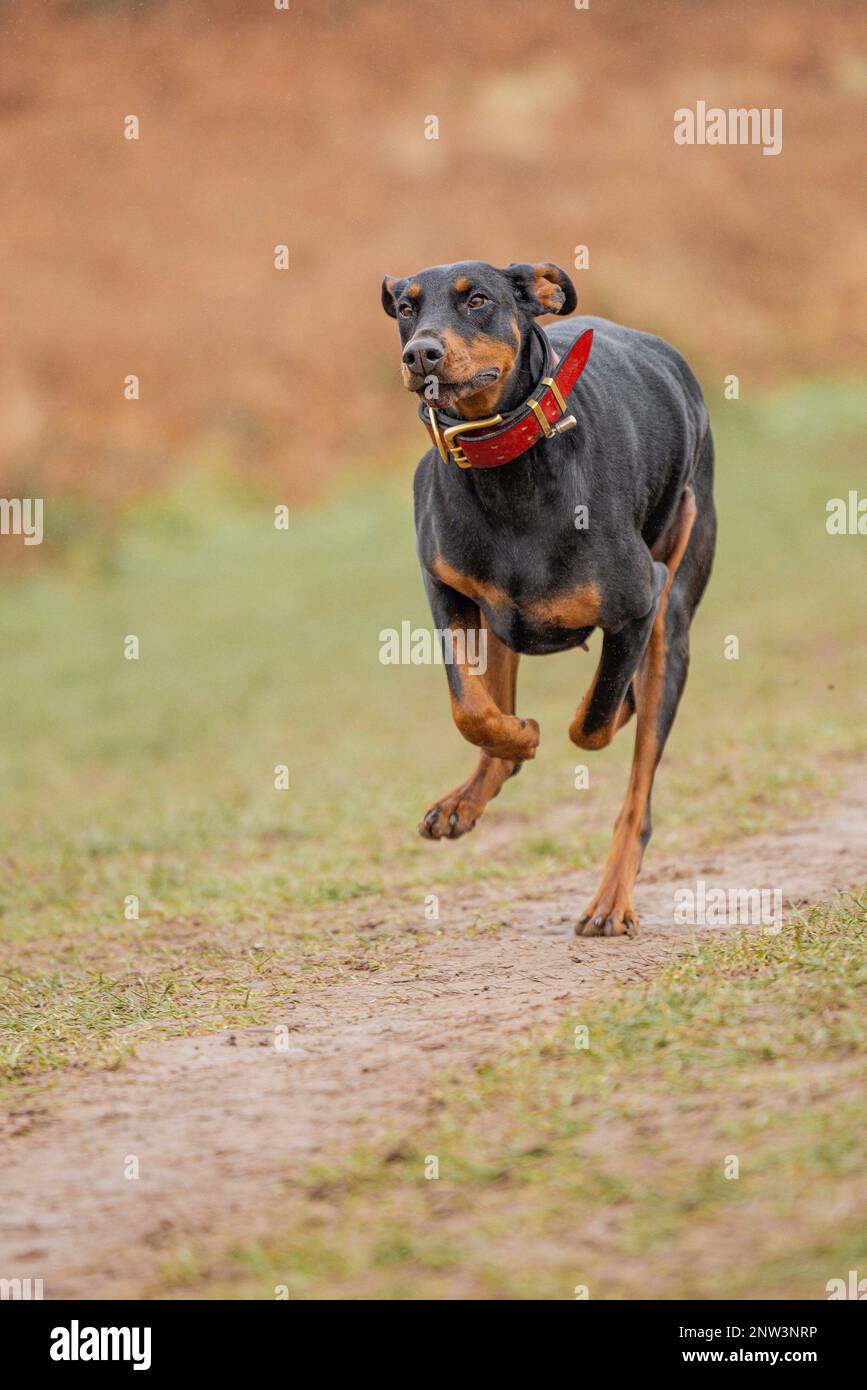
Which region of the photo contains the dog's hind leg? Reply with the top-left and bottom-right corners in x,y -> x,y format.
577,486 -> 702,938
640,451 -> 718,853
421,615 -> 529,840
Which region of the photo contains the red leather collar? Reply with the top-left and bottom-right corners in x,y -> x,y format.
418,325 -> 593,469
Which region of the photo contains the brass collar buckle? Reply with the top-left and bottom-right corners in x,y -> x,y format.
427,408 -> 503,468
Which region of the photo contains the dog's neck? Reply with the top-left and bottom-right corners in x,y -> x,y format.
495,322 -> 548,416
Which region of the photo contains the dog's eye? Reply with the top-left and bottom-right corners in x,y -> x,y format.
467,293 -> 490,309
397,302 -> 414,318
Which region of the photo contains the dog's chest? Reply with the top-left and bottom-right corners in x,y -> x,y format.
430,549 -> 602,654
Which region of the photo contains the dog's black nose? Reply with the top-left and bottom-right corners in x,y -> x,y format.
402,337 -> 445,374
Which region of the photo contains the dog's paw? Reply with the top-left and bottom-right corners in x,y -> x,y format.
419,793 -> 483,840
575,884 -> 639,938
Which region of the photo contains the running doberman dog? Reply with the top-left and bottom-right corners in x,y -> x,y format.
381,260 -> 716,937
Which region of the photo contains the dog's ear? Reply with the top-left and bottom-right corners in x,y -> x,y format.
498,262 -> 577,317
381,275 -> 407,318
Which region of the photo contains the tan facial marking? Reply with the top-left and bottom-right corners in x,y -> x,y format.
405,316 -> 520,415
438,327 -> 471,364
454,276 -> 471,292
407,283 -> 421,298
452,320 -> 520,419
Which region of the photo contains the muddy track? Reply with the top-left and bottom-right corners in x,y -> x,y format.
1,772 -> 865,1299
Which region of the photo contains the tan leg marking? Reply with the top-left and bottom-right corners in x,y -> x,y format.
421,621 -> 531,840
577,488 -> 697,937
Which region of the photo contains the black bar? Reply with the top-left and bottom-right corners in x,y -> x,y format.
5,1298 -> 863,1374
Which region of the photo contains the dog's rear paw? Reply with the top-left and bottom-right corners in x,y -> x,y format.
576,886 -> 639,939
419,794 -> 483,840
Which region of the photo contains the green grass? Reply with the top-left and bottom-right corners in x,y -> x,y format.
1,379 -> 865,1090
154,894 -> 867,1300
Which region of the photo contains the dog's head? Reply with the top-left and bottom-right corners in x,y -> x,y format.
380,260 -> 577,418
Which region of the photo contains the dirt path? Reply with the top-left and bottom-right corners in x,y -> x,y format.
2,773 -> 865,1299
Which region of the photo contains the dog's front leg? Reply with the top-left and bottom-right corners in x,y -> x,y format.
568,568 -> 668,938
419,575 -> 537,840
569,561 -> 668,750
576,493 -> 699,937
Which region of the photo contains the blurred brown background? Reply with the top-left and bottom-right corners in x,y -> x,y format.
0,0 -> 864,508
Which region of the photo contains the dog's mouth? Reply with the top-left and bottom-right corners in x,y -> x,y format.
404,367 -> 501,405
